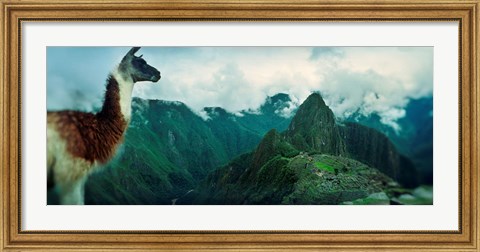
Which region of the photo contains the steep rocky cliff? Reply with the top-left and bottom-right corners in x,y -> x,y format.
285,93 -> 346,156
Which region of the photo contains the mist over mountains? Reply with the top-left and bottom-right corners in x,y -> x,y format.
78,92 -> 432,205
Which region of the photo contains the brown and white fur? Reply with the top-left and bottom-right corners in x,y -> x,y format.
47,47 -> 161,204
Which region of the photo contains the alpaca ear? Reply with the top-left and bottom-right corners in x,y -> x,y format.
128,47 -> 141,56
121,47 -> 141,62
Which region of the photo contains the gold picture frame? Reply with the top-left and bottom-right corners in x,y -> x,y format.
1,0 -> 478,251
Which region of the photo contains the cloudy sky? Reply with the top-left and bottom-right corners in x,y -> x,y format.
47,46 -> 432,130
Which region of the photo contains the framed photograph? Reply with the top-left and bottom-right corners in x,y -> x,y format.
1,0 -> 478,251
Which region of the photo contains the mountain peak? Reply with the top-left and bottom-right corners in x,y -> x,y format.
303,92 -> 327,108
288,92 -> 331,131
285,92 -> 346,155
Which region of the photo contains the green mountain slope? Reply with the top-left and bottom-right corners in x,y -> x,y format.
344,97 -> 433,184
86,99 -> 226,204
339,122 -> 418,188
84,95 -> 294,205
77,92 -> 425,205
184,93 -> 420,205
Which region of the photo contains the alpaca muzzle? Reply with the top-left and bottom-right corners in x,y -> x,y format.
151,71 -> 161,82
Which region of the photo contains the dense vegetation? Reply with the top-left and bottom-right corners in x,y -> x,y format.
84,94 -> 293,204
181,93 -> 426,205
65,92 -> 432,205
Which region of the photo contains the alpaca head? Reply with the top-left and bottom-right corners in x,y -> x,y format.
119,47 -> 161,83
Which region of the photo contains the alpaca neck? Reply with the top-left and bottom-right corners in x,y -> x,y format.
99,69 -> 134,122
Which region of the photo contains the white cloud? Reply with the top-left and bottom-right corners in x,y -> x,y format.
311,47 -> 432,130
48,46 -> 433,130
275,100 -> 300,118
196,110 -> 211,121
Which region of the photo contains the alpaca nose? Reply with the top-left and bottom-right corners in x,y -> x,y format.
151,71 -> 161,82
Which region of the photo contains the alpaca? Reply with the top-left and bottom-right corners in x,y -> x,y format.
47,47 -> 161,204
